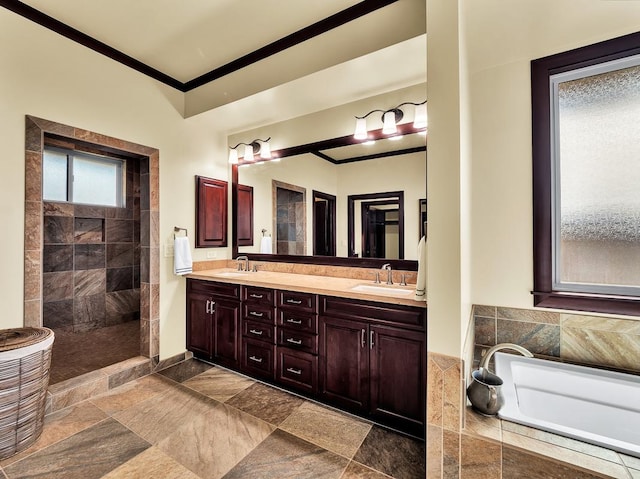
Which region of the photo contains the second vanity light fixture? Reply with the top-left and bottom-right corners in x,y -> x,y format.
354,100 -> 427,140
228,137 -> 271,164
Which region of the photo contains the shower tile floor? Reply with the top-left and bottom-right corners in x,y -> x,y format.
0,359 -> 425,479
49,320 -> 140,384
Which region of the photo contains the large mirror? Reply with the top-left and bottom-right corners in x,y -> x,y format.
230,42 -> 426,270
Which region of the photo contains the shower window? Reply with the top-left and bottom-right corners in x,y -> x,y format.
532,31 -> 640,315
43,146 -> 125,207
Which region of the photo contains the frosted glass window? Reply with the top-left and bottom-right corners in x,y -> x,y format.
42,147 -> 125,207
43,150 -> 68,202
552,56 -> 640,295
73,154 -> 122,207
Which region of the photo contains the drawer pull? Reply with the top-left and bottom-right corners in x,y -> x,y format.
249,356 -> 263,363
285,299 -> 302,305
250,294 -> 264,299
286,318 -> 302,325
249,329 -> 263,336
286,367 -> 302,375
361,329 -> 366,348
286,338 -> 302,345
249,311 -> 264,317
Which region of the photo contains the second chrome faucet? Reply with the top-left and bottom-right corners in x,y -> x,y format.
381,263 -> 393,285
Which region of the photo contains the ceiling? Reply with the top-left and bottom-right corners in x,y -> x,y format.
2,0 -> 426,114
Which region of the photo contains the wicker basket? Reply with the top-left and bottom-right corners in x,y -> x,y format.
0,327 -> 54,459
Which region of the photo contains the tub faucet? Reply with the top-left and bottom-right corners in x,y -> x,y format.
236,255 -> 249,271
381,263 -> 393,285
479,343 -> 533,372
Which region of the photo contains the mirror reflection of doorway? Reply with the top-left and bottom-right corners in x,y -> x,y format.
348,191 -> 404,259
362,201 -> 399,258
273,180 -> 306,255
312,190 -> 336,256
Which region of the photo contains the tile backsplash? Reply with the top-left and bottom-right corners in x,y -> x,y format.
472,305 -> 640,374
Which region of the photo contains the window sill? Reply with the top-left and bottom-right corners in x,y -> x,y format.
532,291 -> 640,317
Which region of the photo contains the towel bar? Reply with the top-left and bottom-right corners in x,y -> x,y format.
174,226 -> 188,239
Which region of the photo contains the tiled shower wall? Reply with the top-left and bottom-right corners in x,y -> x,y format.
273,182 -> 306,255
42,160 -> 140,332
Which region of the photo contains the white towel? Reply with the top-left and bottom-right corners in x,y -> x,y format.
174,236 -> 193,275
260,236 -> 272,254
415,235 -> 427,301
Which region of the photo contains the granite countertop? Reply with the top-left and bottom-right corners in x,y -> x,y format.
186,268 -> 427,308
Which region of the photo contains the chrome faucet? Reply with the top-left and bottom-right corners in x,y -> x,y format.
479,343 -> 533,372
236,255 -> 249,272
381,263 -> 393,285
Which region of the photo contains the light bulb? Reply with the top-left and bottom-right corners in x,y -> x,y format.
354,118 -> 368,140
228,148 -> 238,164
243,144 -> 255,161
413,103 -> 427,129
260,141 -> 271,159
382,111 -> 397,135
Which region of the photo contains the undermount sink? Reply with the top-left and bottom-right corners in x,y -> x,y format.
350,284 -> 414,296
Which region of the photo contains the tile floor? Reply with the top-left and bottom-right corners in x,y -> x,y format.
49,321 -> 141,384
0,359 -> 425,479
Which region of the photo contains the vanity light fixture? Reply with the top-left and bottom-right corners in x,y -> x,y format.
353,100 -> 427,140
228,137 -> 272,164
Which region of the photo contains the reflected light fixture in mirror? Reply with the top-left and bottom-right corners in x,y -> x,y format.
354,100 -> 427,140
229,137 -> 272,164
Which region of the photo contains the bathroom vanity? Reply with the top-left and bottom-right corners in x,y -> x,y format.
185,270 -> 426,438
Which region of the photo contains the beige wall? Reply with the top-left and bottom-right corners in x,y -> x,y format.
464,0 -> 640,310
427,0 -> 640,357
426,0 -> 465,357
0,10 -> 231,359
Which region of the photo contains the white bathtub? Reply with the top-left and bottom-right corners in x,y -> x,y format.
494,352 -> 640,458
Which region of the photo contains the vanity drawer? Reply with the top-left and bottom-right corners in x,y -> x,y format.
243,320 -> 274,342
188,279 -> 240,300
277,328 -> 317,354
278,310 -> 317,334
277,348 -> 317,395
277,291 -> 316,312
242,286 -> 275,305
241,338 -> 274,380
242,303 -> 274,324
320,296 -> 425,331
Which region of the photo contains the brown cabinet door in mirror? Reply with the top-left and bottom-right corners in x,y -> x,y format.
196,175 -> 227,247
237,184 -> 253,246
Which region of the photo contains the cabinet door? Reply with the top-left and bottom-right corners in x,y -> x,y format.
186,292 -> 213,359
211,297 -> 240,368
196,175 -> 227,247
319,316 -> 369,412
369,325 -> 426,436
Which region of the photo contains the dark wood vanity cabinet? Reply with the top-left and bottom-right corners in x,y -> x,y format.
186,280 -> 240,368
240,286 -> 276,380
186,279 -> 426,438
319,296 -> 426,437
276,290 -> 319,395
